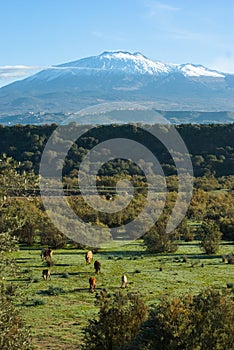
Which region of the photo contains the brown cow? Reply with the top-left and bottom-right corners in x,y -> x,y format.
85,250 -> 93,264
89,276 -> 96,293
94,260 -> 101,274
42,269 -> 51,280
41,248 -> 53,260
121,275 -> 128,288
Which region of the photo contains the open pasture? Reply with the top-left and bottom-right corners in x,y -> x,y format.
13,240 -> 234,349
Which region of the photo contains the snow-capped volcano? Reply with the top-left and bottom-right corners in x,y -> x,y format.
37,51 -> 224,78
0,51 -> 233,118
58,51 -> 173,75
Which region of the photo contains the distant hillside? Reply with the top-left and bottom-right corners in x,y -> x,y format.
0,110 -> 234,125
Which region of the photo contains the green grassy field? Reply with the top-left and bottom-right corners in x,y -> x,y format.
12,240 -> 234,350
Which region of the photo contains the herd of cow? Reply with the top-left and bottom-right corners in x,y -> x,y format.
40,249 -> 128,292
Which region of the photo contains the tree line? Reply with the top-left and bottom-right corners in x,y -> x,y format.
0,155 -> 233,252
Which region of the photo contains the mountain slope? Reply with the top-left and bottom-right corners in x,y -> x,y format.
0,51 -> 233,118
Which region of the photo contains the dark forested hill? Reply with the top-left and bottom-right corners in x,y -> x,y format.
0,123 -> 233,177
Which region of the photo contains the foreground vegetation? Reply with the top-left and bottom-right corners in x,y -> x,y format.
0,122 -> 233,348
1,241 -> 230,349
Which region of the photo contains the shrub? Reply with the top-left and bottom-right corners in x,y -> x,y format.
198,220 -> 222,254
0,218 -> 33,349
22,298 -> 46,307
40,222 -> 67,248
143,218 -> 178,253
5,283 -> 17,296
129,289 -> 234,350
188,289 -> 234,350
46,286 -> 64,296
32,299 -> 46,306
82,291 -> 147,350
61,272 -> 69,278
176,219 -> 194,242
0,291 -> 34,349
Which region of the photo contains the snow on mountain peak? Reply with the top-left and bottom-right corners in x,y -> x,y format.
178,63 -> 225,78
26,51 -> 227,85
58,51 -> 172,75
58,51 -> 226,78
98,50 -> 173,74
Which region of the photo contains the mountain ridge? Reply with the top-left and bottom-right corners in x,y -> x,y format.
0,51 -> 233,121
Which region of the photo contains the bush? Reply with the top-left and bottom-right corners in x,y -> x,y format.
129,289 -> 234,350
5,283 -> 17,296
46,286 -> 64,296
82,291 -> 147,350
0,292 -> 34,349
0,218 -> 33,349
61,272 -> 69,278
32,299 -> 46,306
188,289 -> 234,350
40,222 -> 67,248
143,218 -> 178,253
176,219 -> 194,242
22,298 -> 46,307
198,220 -> 222,254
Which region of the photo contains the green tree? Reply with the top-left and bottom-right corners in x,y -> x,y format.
129,296 -> 192,350
0,215 -> 33,349
0,199 -> 43,246
175,218 -> 194,242
83,291 -> 147,350
0,291 -> 34,350
143,216 -> 178,253
198,220 -> 222,254
188,289 -> 234,350
130,289 -> 234,350
40,216 -> 68,248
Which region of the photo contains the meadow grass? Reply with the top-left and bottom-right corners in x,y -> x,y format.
12,240 -> 234,349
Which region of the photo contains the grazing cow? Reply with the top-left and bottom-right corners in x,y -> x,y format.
42,269 -> 51,280
85,250 -> 93,264
89,277 -> 96,293
41,248 -> 53,260
121,275 -> 128,288
94,260 -> 101,274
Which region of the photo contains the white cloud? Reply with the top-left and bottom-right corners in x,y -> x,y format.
0,65 -> 47,88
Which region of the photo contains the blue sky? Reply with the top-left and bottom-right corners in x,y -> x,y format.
0,0 -> 233,86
